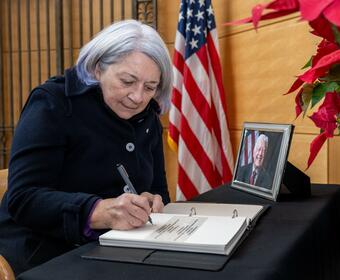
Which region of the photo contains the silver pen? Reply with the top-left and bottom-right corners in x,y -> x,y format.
116,164 -> 153,224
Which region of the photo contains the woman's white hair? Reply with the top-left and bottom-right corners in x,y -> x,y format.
76,19 -> 172,113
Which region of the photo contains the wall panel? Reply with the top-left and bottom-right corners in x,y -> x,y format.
329,138 -> 340,184
220,19 -> 320,133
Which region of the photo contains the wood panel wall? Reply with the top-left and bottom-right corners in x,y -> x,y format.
1,0 -> 339,203
0,0 -> 134,167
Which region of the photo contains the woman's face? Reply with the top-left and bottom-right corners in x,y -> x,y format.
95,52 -> 161,119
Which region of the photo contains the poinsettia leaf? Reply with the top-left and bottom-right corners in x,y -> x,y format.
311,83 -> 324,107
307,132 -> 328,169
302,57 -> 312,69
301,84 -> 313,117
331,24 -> 340,47
325,64 -> 340,82
311,82 -> 340,107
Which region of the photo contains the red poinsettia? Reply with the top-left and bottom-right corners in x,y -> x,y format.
224,0 -> 340,168
288,44 -> 340,95
225,0 -> 340,32
300,0 -> 340,26
310,92 -> 340,137
308,91 -> 340,167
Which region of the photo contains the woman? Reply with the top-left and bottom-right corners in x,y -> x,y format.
0,19 -> 172,275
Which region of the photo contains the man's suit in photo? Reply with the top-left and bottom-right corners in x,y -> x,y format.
237,163 -> 272,189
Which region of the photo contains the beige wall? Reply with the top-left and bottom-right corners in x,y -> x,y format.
157,0 -> 340,201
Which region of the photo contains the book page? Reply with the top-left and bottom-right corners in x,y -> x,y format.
148,216 -> 207,242
163,202 -> 263,221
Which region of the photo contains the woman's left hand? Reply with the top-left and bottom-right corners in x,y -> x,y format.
140,192 -> 164,213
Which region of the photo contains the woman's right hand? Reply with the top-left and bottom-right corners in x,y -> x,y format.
89,193 -> 152,230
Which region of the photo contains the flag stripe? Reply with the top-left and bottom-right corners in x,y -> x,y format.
207,32 -> 234,175
177,137 -> 212,195
244,136 -> 249,165
177,165 -> 199,199
179,114 -> 221,187
180,88 -> 215,164
240,130 -> 259,166
198,39 -> 234,179
181,61 -> 212,127
173,59 -> 217,165
207,31 -> 228,111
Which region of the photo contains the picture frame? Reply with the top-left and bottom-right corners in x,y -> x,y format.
231,122 -> 294,201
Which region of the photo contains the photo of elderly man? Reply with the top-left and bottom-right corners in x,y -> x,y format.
237,134 -> 272,189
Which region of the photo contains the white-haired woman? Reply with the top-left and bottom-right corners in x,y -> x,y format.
0,19 -> 172,275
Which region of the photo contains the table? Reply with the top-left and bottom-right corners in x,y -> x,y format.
17,184 -> 340,280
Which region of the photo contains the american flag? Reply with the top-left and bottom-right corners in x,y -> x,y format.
168,0 -> 234,201
240,130 -> 259,167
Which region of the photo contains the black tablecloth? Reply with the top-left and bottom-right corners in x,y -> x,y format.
17,184 -> 340,280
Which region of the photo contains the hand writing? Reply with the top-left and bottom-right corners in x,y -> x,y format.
89,193 -> 152,230
140,192 -> 164,213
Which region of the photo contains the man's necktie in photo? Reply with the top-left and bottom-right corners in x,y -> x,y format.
250,170 -> 257,185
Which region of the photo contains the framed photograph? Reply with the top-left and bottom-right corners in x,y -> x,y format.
231,122 -> 294,201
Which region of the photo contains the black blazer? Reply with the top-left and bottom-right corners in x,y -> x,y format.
0,67 -> 170,275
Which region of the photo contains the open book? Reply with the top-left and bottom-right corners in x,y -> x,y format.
99,202 -> 265,256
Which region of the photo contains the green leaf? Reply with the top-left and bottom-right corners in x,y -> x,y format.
311,82 -> 340,107
301,57 -> 312,69
300,84 -> 313,117
335,120 -> 340,136
332,25 -> 340,47
325,64 -> 340,82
